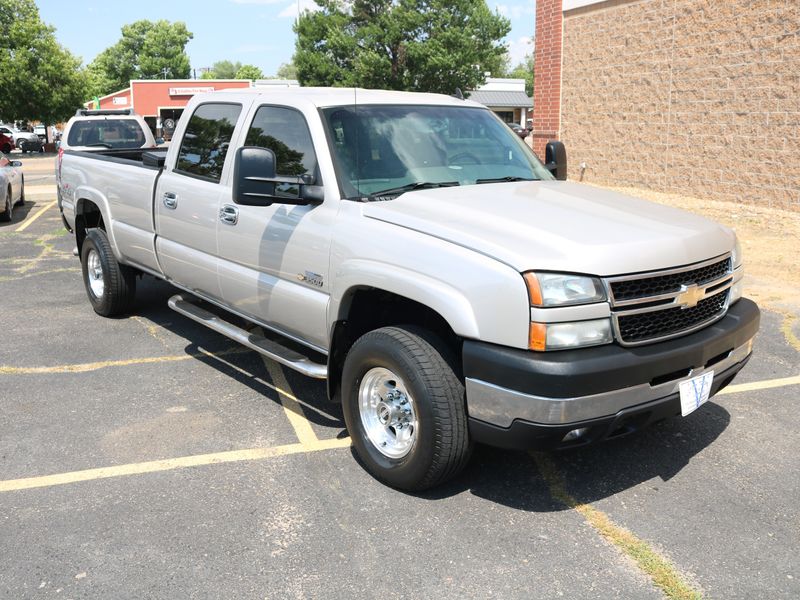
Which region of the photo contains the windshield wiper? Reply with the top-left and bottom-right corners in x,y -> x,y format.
366,181 -> 460,200
85,142 -> 113,148
475,176 -> 537,184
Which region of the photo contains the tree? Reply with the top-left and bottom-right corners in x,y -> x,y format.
276,62 -> 298,80
294,0 -> 510,94
204,60 -> 243,80
235,64 -> 264,80
508,53 -> 534,97
0,0 -> 88,126
88,20 -> 193,96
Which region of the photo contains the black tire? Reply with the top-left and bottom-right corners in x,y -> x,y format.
1,143 -> 10,154
0,188 -> 11,222
15,177 -> 24,206
80,228 -> 137,316
341,326 -> 471,491
17,140 -> 27,154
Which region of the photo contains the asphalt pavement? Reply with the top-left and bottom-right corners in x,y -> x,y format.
0,156 -> 798,599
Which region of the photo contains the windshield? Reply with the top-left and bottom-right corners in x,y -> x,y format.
67,119 -> 147,149
322,104 -> 553,200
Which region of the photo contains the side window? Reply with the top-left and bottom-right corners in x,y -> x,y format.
176,103 -> 242,183
245,106 -> 318,179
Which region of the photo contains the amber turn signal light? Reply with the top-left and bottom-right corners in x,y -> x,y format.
529,322 -> 547,351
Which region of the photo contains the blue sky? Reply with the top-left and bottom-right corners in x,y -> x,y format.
36,0 -> 534,79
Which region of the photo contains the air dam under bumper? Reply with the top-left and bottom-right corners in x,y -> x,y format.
464,298 -> 760,450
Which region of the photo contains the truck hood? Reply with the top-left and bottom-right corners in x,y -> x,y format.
362,181 -> 734,276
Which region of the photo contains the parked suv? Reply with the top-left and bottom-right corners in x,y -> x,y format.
61,109 -> 157,152
0,125 -> 43,153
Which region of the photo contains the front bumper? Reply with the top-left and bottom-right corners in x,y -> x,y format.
463,298 -> 760,450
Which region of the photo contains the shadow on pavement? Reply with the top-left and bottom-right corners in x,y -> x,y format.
128,274 -> 731,509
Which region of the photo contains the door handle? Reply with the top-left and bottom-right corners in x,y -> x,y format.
219,204 -> 239,225
163,192 -> 178,209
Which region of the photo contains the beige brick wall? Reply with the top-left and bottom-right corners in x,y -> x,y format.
561,0 -> 800,210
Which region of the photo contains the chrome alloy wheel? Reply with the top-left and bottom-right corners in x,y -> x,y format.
358,367 -> 418,459
86,248 -> 105,298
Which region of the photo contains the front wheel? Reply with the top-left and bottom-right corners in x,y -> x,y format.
80,228 -> 137,316
342,326 -> 471,491
15,178 -> 24,206
0,188 -> 12,222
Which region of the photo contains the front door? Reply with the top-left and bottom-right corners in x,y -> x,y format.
155,102 -> 243,301
216,104 -> 333,351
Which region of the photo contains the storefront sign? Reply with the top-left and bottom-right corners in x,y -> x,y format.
112,97 -> 128,105
168,87 -> 215,96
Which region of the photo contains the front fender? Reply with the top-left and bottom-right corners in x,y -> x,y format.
331,259 -> 482,340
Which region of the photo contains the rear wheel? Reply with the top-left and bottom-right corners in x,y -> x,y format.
17,140 -> 27,154
342,326 -> 471,491
80,228 -> 137,316
1,143 -> 10,154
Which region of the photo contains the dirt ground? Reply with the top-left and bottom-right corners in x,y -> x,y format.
595,184 -> 800,318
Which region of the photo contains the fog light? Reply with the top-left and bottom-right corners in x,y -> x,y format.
562,427 -> 589,442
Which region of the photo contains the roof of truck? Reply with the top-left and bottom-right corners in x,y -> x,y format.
208,87 -> 485,109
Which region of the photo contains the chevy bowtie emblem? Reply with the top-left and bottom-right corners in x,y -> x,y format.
676,283 -> 705,309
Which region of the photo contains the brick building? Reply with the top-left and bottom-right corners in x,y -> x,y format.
94,80 -> 252,139
533,0 -> 800,210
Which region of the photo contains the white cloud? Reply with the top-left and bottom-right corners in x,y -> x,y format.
506,35 -> 533,66
278,0 -> 320,18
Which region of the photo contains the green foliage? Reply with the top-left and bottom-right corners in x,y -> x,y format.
88,20 -> 193,96
206,60 -> 243,79
0,0 -> 88,124
294,0 -> 510,94
276,62 -> 298,80
508,53 -> 534,97
235,64 -> 264,80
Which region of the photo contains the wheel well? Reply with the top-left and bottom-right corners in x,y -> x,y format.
75,199 -> 105,254
327,288 -> 462,402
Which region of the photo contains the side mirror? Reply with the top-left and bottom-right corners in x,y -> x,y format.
233,146 -> 322,207
10,160 -> 22,167
545,140 -> 567,181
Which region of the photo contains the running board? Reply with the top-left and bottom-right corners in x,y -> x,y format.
168,294 -> 327,379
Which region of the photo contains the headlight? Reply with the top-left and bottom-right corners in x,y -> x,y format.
529,319 -> 613,351
523,272 -> 606,307
731,237 -> 743,269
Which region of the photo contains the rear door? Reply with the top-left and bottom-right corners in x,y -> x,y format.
216,103 -> 333,351
155,102 -> 243,301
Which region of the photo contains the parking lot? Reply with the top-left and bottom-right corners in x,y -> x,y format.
1,155 -> 798,599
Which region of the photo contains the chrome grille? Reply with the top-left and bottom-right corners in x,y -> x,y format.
610,258 -> 731,302
606,254 -> 733,346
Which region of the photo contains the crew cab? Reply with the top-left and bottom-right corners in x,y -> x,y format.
57,88 -> 760,490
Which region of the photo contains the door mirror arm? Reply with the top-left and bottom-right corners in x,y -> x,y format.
233,146 -> 323,206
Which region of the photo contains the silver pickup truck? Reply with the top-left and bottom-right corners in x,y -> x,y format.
58,88 -> 760,490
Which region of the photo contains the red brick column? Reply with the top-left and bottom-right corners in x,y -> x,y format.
532,0 -> 563,159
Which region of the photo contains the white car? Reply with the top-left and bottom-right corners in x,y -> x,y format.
0,125 -> 42,154
61,109 -> 157,152
0,154 -> 25,222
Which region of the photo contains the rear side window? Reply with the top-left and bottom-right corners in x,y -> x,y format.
245,106 -> 317,178
67,119 -> 147,149
176,103 -> 242,183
